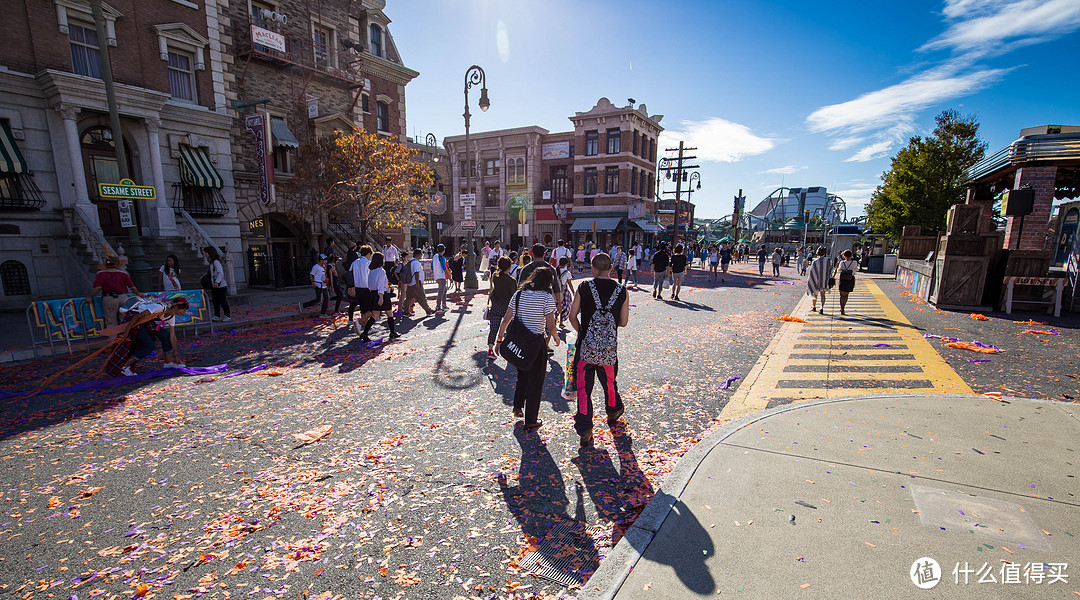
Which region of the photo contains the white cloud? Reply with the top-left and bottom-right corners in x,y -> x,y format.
833,182 -> 879,217
759,165 -> 804,175
660,117 -> 777,163
496,20 -> 510,63
828,136 -> 865,151
925,0 -> 1080,56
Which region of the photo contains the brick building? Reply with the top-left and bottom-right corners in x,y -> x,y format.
0,0 -> 241,308
442,98 -> 664,253
222,0 -> 418,286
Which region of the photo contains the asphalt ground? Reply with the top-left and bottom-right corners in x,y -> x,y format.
0,261 -> 805,600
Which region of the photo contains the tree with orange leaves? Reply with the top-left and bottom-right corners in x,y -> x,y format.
279,130 -> 434,242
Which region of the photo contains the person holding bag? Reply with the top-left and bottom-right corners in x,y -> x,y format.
835,249 -> 858,315
202,246 -> 231,321
486,257 -> 517,359
494,267 -> 559,431
806,246 -> 831,314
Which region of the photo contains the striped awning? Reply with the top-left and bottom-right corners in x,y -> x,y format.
569,216 -> 624,232
0,121 -> 29,174
271,117 -> 300,148
178,145 -> 223,189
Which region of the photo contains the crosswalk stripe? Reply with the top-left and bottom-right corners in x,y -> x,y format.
789,353 -> 915,360
782,364 -> 925,373
775,379 -> 935,389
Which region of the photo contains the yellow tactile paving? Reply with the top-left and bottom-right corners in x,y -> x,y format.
720,278 -> 971,421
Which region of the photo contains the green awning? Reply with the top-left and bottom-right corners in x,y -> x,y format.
0,121 -> 29,174
178,145 -> 224,189
271,117 -> 300,148
411,227 -> 430,237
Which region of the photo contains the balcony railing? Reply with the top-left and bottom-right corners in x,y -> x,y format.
968,133 -> 1080,182
233,19 -> 364,86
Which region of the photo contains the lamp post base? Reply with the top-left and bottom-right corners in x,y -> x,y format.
463,232 -> 479,289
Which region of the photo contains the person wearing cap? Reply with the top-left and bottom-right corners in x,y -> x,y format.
86,255 -> 143,330
431,243 -> 450,314
299,254 -> 331,318
113,297 -> 190,376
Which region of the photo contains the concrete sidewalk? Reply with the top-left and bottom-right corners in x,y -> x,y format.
584,393 -> 1080,599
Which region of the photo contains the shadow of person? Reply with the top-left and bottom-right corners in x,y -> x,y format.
624,490 -> 717,595
572,425 -> 655,545
497,426 -> 600,585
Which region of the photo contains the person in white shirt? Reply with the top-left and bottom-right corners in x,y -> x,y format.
403,249 -> 434,316
300,254 -> 330,317
487,241 -> 503,288
552,239 -> 572,267
347,245 -> 373,324
383,237 -> 400,263
159,255 -> 182,291
357,252 -> 398,341
116,297 -> 190,376
431,243 -> 449,313
203,246 -> 231,322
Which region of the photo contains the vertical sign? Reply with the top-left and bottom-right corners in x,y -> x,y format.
1068,224 -> 1080,310
245,113 -> 270,205
117,199 -> 133,227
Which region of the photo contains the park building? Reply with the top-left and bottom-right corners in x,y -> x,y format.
0,0 -> 418,308
442,98 -> 665,253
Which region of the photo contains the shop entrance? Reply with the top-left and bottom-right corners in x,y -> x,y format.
82,126 -> 137,236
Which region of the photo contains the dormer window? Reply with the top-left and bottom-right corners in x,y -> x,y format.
369,24 -> 382,57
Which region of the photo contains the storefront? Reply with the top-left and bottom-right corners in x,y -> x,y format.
245,213 -> 313,287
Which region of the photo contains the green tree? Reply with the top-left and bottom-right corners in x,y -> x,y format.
866,110 -> 987,239
279,130 -> 434,240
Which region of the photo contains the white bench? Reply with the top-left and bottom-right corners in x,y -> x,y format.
1002,276 -> 1065,317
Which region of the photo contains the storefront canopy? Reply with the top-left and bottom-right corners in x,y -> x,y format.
569,217 -> 623,232
0,121 -> 28,174
631,219 -> 663,233
271,117 -> 300,148
446,220 -> 502,237
178,145 -> 224,189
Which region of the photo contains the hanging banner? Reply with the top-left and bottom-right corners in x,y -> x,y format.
245,114 -> 271,205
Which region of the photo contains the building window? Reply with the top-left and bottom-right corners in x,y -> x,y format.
569,144 -> 575,158
583,168 -> 597,195
273,146 -> 292,173
361,94 -> 369,113
550,166 -> 567,203
507,158 -> 524,183
606,128 -> 621,154
632,132 -> 639,155
641,134 -> 648,158
376,101 -> 389,132
640,170 -> 647,198
650,139 -> 656,162
605,167 -> 619,194
484,186 -> 499,208
251,0 -> 275,24
631,167 -> 638,195
485,159 -> 500,177
516,158 -> 525,182
1,260 -> 30,296
583,197 -> 594,207
585,130 -> 598,156
459,159 -> 476,178
69,22 -> 102,79
369,24 -> 382,57
313,24 -> 334,68
648,175 -> 654,199
167,51 -> 197,102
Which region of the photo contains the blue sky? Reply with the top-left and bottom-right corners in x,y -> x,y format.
391,0 -> 1080,219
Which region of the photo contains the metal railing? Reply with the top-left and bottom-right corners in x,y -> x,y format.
65,206 -> 118,265
968,134 -> 1080,182
175,208 -> 236,293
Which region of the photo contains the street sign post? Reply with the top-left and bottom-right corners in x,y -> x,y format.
461,220 -> 478,231
463,206 -> 473,219
460,193 -> 476,207
117,199 -> 133,227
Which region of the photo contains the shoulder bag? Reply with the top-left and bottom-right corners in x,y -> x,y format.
499,292 -> 544,370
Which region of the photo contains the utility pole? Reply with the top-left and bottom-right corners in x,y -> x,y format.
733,188 -> 743,243
91,0 -> 151,290
657,141 -> 699,245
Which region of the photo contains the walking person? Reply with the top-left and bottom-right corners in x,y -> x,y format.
432,244 -> 449,314
347,245 -> 373,325
327,255 -> 345,315
757,245 -> 768,276
612,245 -> 627,284
669,243 -> 687,301
651,243 -> 670,300
772,247 -> 783,277
517,243 -> 563,310
160,255 -> 182,292
719,242 -> 733,282
300,254 -> 331,318
556,256 -> 575,328
203,246 -> 231,321
568,252 -> 629,447
708,245 -> 719,281
626,248 -> 639,286
835,249 -> 858,315
402,249 -> 435,317
356,252 -> 399,341
806,246 -> 831,314
486,256 -> 516,359
494,267 -> 560,431
450,249 -> 465,292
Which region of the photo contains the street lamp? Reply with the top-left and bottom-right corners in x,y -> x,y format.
424,133 -> 440,248
462,65 -> 489,290
686,172 -> 701,244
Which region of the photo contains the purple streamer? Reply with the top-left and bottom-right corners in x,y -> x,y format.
281,327 -> 306,334
872,343 -> 892,347
224,364 -> 268,378
968,358 -> 991,362
717,376 -> 741,390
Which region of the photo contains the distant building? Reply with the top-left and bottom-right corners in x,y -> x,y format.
443,98 -> 664,251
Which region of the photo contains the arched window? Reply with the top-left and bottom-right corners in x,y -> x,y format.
1,260 -> 30,296
516,158 -> 525,182
505,159 -> 516,183
369,24 -> 382,57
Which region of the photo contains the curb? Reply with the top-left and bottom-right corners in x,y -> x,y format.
579,391 -> 1050,600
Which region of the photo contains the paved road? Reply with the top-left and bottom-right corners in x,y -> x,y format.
0,262 -> 803,599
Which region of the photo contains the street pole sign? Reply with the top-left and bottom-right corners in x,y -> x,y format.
98,178 -> 157,200
461,220 -> 478,231
463,206 -> 473,219
117,199 -> 133,227
460,193 -> 476,207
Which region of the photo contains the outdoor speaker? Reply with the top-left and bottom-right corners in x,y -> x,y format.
1001,189 -> 1034,217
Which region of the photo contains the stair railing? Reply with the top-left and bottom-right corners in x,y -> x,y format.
176,208 -> 236,292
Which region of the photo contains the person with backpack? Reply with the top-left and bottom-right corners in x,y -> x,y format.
203,246 -> 231,321
402,249 -> 434,317
299,254 -> 331,318
494,266 -> 560,431
486,256 -> 516,359
834,249 -> 858,315
669,243 -> 687,301
431,243 -> 449,314
568,252 -> 629,447
651,243 -> 670,300
772,247 -> 783,277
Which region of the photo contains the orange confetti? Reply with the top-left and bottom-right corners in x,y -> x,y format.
865,542 -> 876,548
134,583 -> 149,597
79,486 -> 103,498
776,314 -> 808,323
969,313 -> 990,321
293,424 -> 332,445
800,583 -> 811,589
47,497 -> 60,508
946,341 -> 1000,353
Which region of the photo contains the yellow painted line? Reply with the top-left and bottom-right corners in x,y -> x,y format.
720,278 -> 971,421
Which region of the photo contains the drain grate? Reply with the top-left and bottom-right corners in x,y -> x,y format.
518,521 -> 602,587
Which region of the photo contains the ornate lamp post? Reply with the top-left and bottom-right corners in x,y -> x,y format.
685,171 -> 701,244
462,65 -> 489,290
424,133 -> 440,247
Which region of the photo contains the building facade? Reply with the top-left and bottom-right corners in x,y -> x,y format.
221,0 -> 417,286
442,98 -> 664,253
0,0 -> 242,309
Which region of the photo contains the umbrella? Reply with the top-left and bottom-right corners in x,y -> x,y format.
739,238 -> 752,243
718,236 -> 734,243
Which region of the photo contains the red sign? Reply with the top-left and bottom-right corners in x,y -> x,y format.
460,220 -> 477,231
1004,276 -> 1062,286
